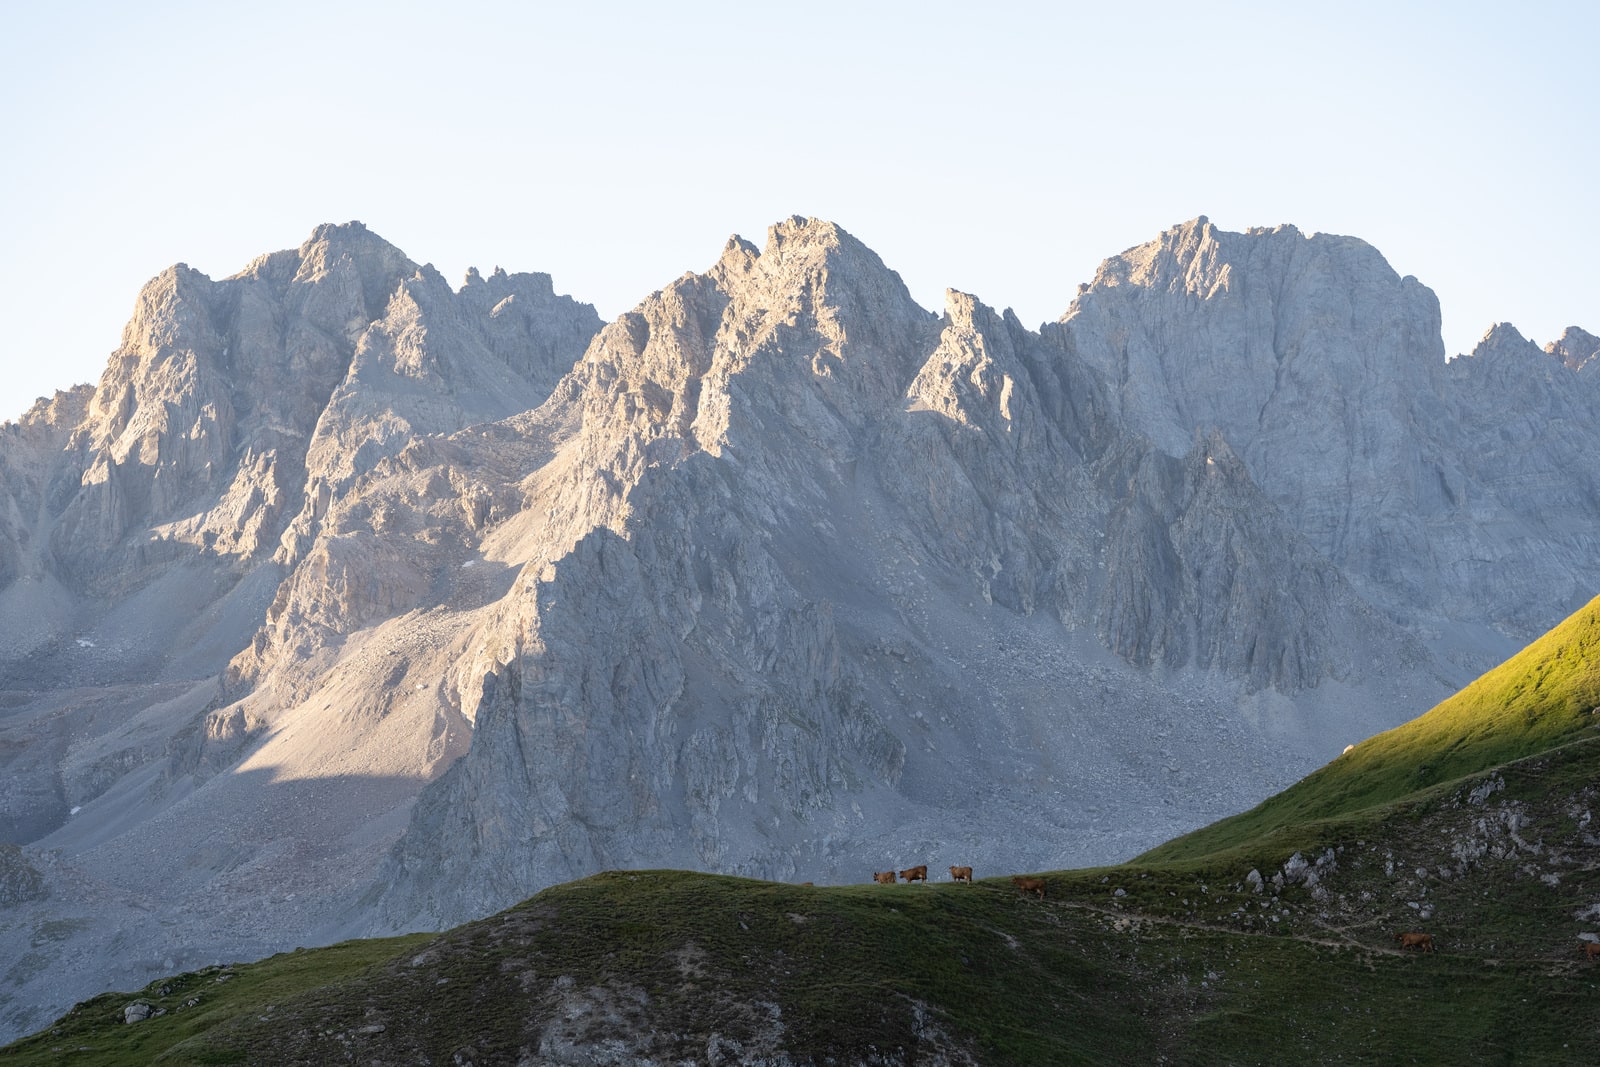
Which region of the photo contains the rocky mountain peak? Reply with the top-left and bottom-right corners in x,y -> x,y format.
905,289 -> 1030,436
3,385 -> 91,433
299,219 -> 401,263
1069,216 -> 1411,318
744,217 -> 934,406
1072,215 -> 1220,296
459,264 -> 555,304
115,263 -> 217,355
1054,216 -> 1442,461
706,234 -> 761,287
939,287 -> 992,327
296,219 -> 411,277
763,213 -> 852,257
747,217 -> 921,319
1466,321 -> 1544,360
283,220 -> 419,327
1544,325 -> 1600,371
1042,217 -> 1600,639
568,218 -> 936,474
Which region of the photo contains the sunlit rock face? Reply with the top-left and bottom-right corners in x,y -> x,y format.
1544,325 -> 1600,371
2,215 -> 1598,1038
0,222 -> 603,1040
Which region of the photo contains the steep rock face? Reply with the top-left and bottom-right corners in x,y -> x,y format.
1431,323 -> 1600,634
49,225 -> 411,589
0,389 -> 90,659
891,292 -> 1098,622
1094,431 -> 1415,690
1545,325 -> 1600,371
274,259 -> 595,562
377,219 -> 938,926
1053,218 -> 1600,641
230,252 -> 602,699
1054,219 -> 1449,613
1055,218 -> 1447,460
0,224 -> 603,1040
371,220 -> 1428,930
0,221 -> 601,837
30,222 -> 600,614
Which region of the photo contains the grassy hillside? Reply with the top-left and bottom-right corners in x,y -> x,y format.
6,598 -> 1600,1065
1140,594 -> 1600,865
6,837 -> 1600,1066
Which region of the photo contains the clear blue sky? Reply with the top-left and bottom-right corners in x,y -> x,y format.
2,0 -> 1596,421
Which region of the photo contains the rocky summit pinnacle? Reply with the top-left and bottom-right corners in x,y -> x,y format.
1543,325 -> 1600,371
0,217 -> 1597,1040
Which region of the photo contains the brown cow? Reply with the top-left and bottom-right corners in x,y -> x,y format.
872,871 -> 896,885
1583,941 -> 1600,961
1012,875 -> 1046,900
949,865 -> 973,883
899,865 -> 928,883
1394,931 -> 1435,953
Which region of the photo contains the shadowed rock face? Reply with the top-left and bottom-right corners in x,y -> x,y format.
1,215 -> 1597,1037
1053,218 -> 1600,639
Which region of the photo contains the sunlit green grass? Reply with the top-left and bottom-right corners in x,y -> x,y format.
1141,595 -> 1600,865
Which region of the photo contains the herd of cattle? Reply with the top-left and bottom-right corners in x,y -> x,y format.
868,865 -> 1043,899
865,871 -> 1600,961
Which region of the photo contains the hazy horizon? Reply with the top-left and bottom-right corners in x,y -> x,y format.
3,1 -> 1596,421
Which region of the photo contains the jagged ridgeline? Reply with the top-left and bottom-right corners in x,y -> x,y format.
6,600 -> 1600,1064
2,216 -> 1599,1044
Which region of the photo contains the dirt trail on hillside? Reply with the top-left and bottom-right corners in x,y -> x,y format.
995,889 -> 1569,964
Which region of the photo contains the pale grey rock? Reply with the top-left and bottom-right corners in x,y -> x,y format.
1468,775 -> 1506,805
0,388 -> 92,661
1051,218 -> 1600,648
1436,322 -> 1600,636
1091,430 -> 1419,690
0,844 -> 46,906
1545,325 -> 1600,371
372,218 -> 1429,931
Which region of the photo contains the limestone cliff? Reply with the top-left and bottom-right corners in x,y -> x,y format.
370,219 -> 1430,930
1052,218 -> 1600,642
0,223 -> 603,1038
1545,325 -> 1600,371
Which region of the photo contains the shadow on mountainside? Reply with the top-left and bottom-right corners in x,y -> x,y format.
0,764 -> 440,1045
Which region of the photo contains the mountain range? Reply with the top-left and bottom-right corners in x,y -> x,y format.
0,215 -> 1597,1040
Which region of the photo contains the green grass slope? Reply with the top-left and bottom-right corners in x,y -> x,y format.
7,598 -> 1600,1065
7,848 -> 1600,1066
1141,594 -> 1600,865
